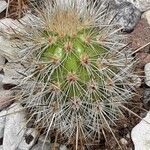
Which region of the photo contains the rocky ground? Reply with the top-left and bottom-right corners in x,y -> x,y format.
0,0 -> 150,150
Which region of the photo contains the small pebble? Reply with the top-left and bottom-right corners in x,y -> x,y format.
132,75 -> 142,88
120,138 -> 128,145
126,133 -> 130,139
142,10 -> 150,25
140,112 -> 147,118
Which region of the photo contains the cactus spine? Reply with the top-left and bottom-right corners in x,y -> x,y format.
0,0 -> 137,148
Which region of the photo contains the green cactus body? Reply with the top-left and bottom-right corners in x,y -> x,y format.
38,27 -> 111,100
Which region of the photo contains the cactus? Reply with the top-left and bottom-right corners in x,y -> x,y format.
0,0 -> 137,148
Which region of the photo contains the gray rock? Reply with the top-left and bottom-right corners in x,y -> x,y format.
91,1 -> 141,32
114,2 -> 142,32
115,0 -> 150,12
143,88 -> 150,109
3,103 -> 26,150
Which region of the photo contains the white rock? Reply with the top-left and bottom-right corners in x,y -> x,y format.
142,10 -> 150,25
0,56 -> 5,71
3,103 -> 26,150
18,128 -> 38,150
145,63 -> 150,87
0,18 -> 21,31
0,0 -> 7,13
0,109 -> 6,138
20,13 -> 42,26
2,62 -> 24,85
0,16 -> 28,36
20,13 -> 34,23
0,73 -> 3,84
0,18 -> 22,61
0,145 -> 3,150
0,16 -> 34,61
0,36 -> 19,61
0,18 -> 25,63
0,13 -> 40,32
131,111 -> 150,150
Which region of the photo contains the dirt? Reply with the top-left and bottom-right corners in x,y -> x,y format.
129,19 -> 150,51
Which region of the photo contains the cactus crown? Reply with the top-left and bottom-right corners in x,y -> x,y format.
0,0 -> 137,148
